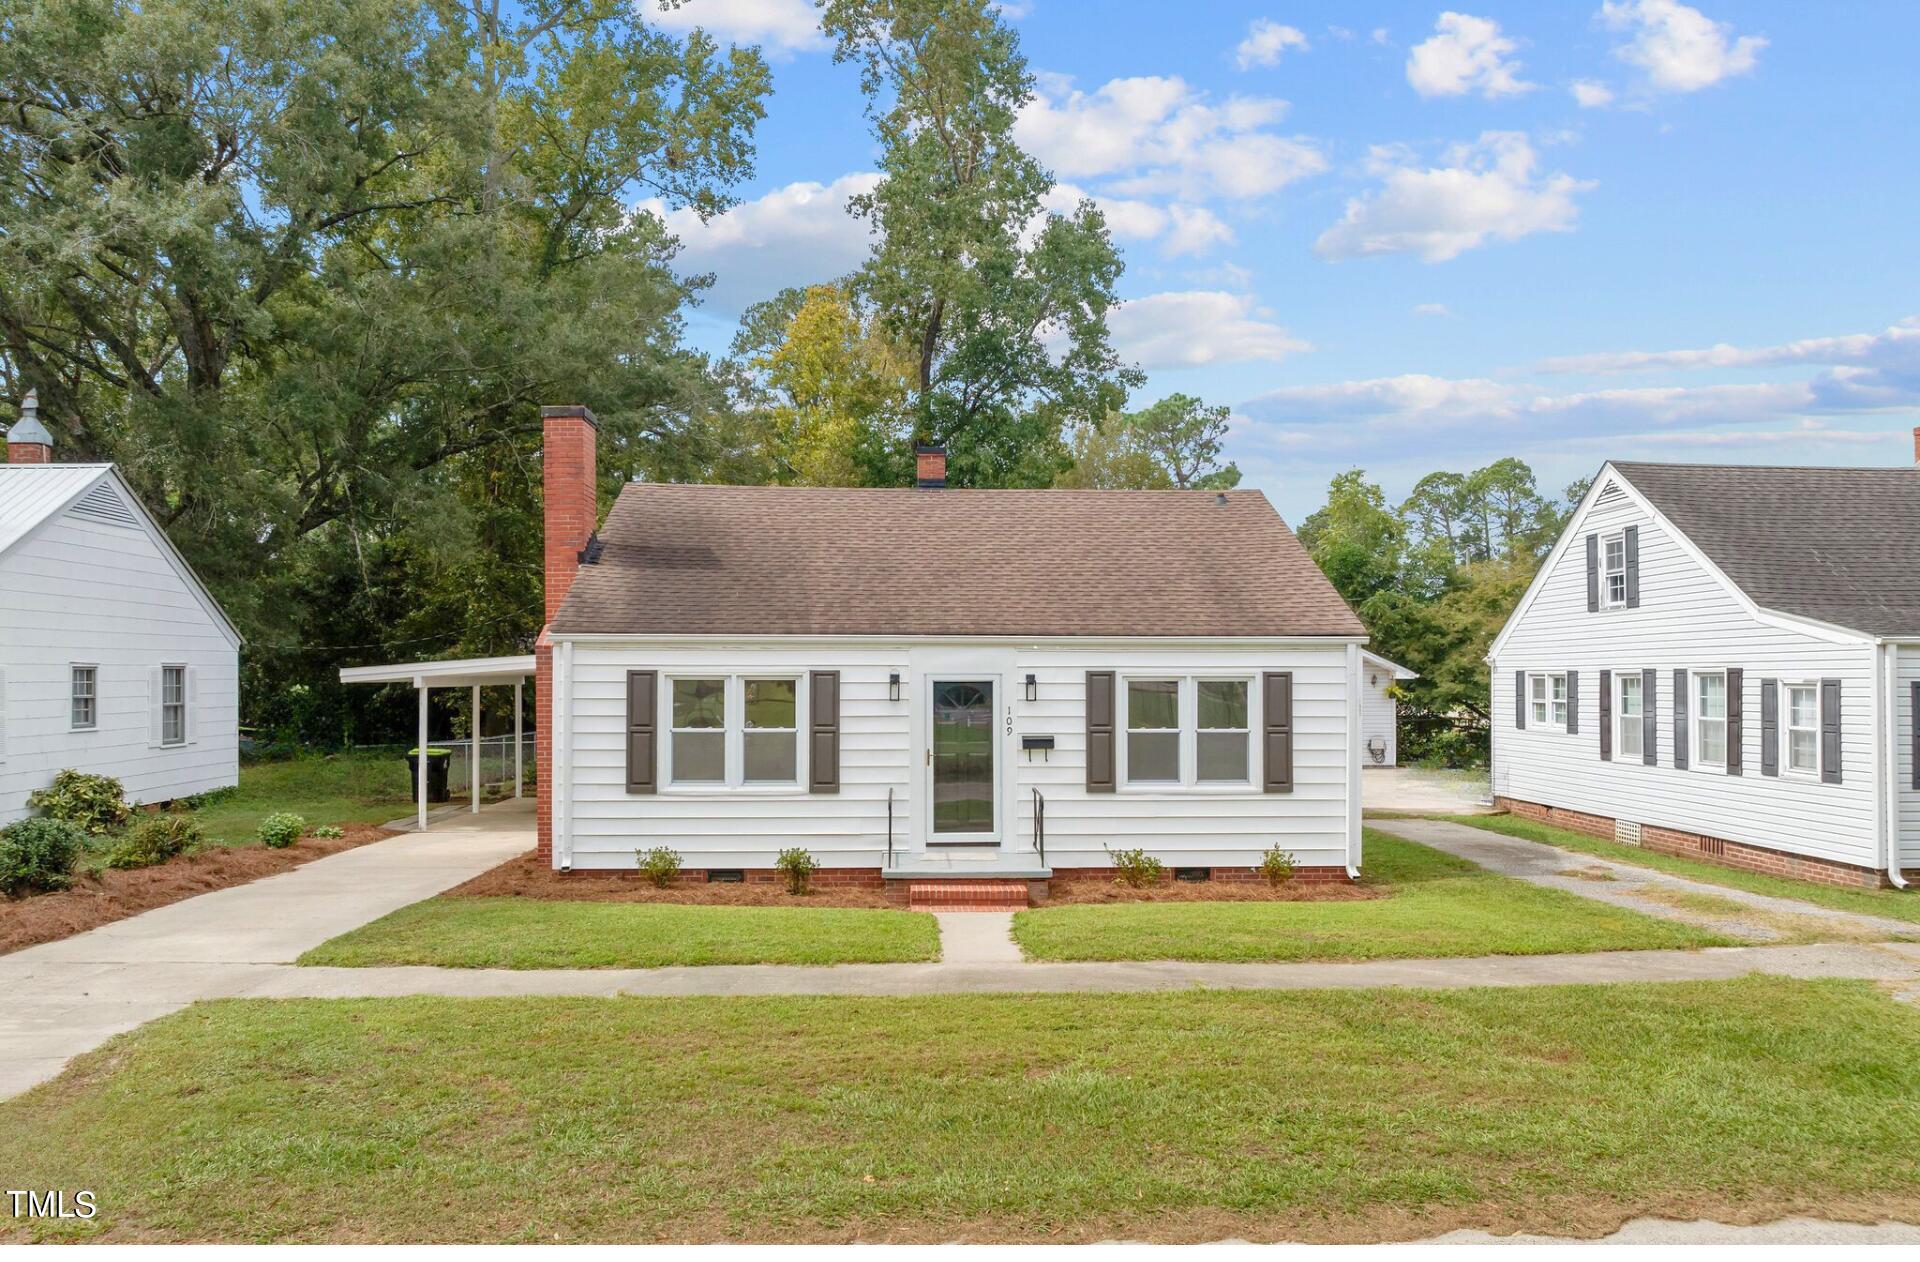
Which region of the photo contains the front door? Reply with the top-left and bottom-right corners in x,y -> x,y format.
928,677 -> 998,845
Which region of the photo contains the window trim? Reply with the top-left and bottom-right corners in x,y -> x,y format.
1601,532 -> 1628,609
70,664 -> 98,732
1118,673 -> 1259,792
1694,669 -> 1728,769
159,663 -> 188,748
1616,670 -> 1643,762
1781,679 -> 1821,779
1527,672 -> 1570,733
661,672 -> 807,793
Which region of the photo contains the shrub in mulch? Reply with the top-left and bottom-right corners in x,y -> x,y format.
1041,879 -> 1383,906
446,853 -> 901,909
0,824 -> 394,956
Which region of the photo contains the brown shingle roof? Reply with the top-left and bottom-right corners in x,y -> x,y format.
1612,461 -> 1920,637
550,484 -> 1365,638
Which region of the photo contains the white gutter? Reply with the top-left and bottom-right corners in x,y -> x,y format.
555,639 -> 574,872
1346,642 -> 1363,879
1878,639 -> 1909,889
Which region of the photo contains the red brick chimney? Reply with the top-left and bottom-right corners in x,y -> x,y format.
536,404 -> 599,865
6,390 -> 53,464
915,443 -> 947,488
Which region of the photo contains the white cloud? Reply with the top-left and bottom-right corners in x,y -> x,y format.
1106,291 -> 1311,369
1164,205 -> 1235,257
648,0 -> 827,55
1042,185 -> 1236,259
1015,74 -> 1327,201
1413,302 -> 1456,318
1314,132 -> 1593,263
1600,0 -> 1765,93
1538,317 -> 1920,378
1371,27 -> 1391,46
645,172 -> 878,313
1569,79 -> 1615,108
1406,12 -> 1535,99
1235,19 -> 1308,70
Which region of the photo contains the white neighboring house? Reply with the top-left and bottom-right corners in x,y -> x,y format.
0,396 -> 240,825
1489,451 -> 1920,890
1359,650 -> 1416,767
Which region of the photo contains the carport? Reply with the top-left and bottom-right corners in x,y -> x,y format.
338,655 -> 536,831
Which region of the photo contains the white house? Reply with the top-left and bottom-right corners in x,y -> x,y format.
1489,451 -> 1920,890
1359,650 -> 1416,767
0,395 -> 241,824
353,406 -> 1371,903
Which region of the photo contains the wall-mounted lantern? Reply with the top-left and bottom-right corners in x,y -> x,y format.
888,672 -> 901,703
1024,673 -> 1038,702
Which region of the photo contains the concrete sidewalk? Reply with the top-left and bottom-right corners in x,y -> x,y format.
1370,816 -> 1920,941
0,801 -> 531,1099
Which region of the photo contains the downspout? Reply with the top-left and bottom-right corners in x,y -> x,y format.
1881,640 -> 1909,889
1346,642 -> 1363,879
555,639 -> 574,872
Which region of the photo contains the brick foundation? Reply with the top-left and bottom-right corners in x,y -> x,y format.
561,866 -> 886,889
1493,795 -> 1910,889
1048,864 -> 1353,885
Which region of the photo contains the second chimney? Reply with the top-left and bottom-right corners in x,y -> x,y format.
6,390 -> 53,464
541,405 -> 599,625
915,443 -> 947,489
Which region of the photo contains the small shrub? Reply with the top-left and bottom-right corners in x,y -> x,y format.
637,845 -> 682,889
1258,844 -> 1296,887
310,824 -> 345,840
107,814 -> 204,870
776,846 -> 817,896
257,812 -> 306,849
181,785 -> 239,809
1105,846 -> 1164,889
27,770 -> 131,835
0,817 -> 89,896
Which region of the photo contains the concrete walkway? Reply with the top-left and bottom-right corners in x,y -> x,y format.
1362,766 -> 1493,814
1371,816 -> 1920,942
0,801 -> 531,1099
933,911 -> 1023,964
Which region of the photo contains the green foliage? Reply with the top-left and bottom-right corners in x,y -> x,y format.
310,825 -> 346,840
1104,846 -> 1164,889
107,814 -> 204,870
0,817 -> 88,896
775,846 -> 818,896
182,786 -> 240,810
1057,395 -> 1241,490
257,813 -> 307,849
26,771 -> 132,836
1258,845 -> 1296,887
637,846 -> 683,889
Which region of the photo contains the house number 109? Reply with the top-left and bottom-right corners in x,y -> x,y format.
1006,705 -> 1013,735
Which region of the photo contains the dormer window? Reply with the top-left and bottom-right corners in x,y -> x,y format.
1602,533 -> 1628,608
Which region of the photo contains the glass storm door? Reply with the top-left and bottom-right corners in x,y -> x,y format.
930,678 -> 996,839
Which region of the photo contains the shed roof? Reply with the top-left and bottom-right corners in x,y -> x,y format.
550,484 -> 1365,639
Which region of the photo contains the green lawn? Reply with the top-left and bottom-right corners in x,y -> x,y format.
191,752 -> 428,844
1012,831 -> 1733,962
1440,813 -> 1920,927
6,978 -> 1920,1243
299,898 -> 942,968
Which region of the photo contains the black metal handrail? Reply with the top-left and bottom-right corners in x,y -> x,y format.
1032,787 -> 1045,867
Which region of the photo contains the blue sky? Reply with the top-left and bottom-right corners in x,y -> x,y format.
646,1 -> 1920,523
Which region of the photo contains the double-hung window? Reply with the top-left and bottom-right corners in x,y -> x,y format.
1617,672 -> 1642,760
1122,676 -> 1254,788
71,666 -> 97,731
1695,671 -> 1727,766
1784,682 -> 1820,776
160,665 -> 187,746
1603,533 -> 1628,608
1529,673 -> 1568,731
668,675 -> 801,788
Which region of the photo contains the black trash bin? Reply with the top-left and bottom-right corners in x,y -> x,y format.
405,748 -> 452,804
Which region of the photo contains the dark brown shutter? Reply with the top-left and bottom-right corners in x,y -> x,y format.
1262,671 -> 1294,793
1725,668 -> 1744,775
625,670 -> 657,794
1598,669 -> 1612,761
1515,670 -> 1527,729
1565,671 -> 1579,734
1641,668 -> 1657,765
1623,525 -> 1640,608
1673,668 -> 1689,770
1585,534 -> 1600,612
1085,671 -> 1115,792
808,670 -> 840,794
1760,678 -> 1779,777
1820,677 -> 1842,784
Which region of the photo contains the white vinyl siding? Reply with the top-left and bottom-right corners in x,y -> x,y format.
1492,473 -> 1879,871
1360,665 -> 1399,767
558,643 -> 1357,872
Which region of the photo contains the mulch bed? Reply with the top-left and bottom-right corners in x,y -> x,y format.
445,852 -> 902,909
0,824 -> 395,956
1041,879 -> 1384,906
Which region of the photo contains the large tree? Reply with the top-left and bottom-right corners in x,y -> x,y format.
819,0 -> 1139,487
1056,394 -> 1241,490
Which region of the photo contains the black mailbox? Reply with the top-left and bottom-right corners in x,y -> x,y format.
1021,734 -> 1055,761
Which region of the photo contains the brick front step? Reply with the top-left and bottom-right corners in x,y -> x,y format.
906,879 -> 1031,911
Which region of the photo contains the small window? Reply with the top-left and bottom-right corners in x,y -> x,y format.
1528,673 -> 1569,732
1602,534 -> 1627,608
1785,683 -> 1819,776
160,665 -> 187,746
71,666 -> 97,731
1695,672 -> 1727,766
742,678 -> 798,783
670,677 -> 726,783
1195,679 -> 1250,783
1530,675 -> 1549,725
1126,679 -> 1181,784
1617,673 -> 1642,760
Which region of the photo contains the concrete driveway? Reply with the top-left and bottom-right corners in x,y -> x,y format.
0,800 -> 531,1099
1361,766 -> 1492,814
